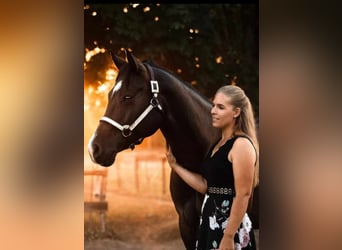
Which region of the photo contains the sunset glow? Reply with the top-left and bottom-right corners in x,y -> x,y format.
85,47 -> 106,62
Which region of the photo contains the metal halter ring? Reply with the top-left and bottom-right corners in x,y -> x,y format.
150,97 -> 159,107
122,125 -> 132,137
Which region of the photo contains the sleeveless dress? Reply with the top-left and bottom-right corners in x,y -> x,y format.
195,135 -> 256,250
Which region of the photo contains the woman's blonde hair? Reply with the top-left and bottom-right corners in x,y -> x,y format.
216,85 -> 259,188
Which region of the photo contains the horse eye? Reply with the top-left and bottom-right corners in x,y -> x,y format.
124,95 -> 132,100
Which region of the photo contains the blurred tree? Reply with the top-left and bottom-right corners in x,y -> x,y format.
84,3 -> 258,115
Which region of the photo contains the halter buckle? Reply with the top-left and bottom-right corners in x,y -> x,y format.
150,80 -> 159,94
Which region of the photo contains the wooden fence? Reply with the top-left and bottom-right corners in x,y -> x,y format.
105,150 -> 171,198
84,168 -> 108,232
84,149 -> 171,231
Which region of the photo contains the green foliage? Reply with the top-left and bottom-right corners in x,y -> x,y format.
84,3 -> 258,116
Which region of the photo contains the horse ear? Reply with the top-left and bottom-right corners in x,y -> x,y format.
110,51 -> 126,69
125,49 -> 140,73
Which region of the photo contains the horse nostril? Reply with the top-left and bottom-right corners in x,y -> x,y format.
92,143 -> 101,158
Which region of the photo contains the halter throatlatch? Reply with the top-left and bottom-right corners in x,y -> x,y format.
100,64 -> 162,138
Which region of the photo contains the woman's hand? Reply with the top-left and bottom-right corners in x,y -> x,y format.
165,148 -> 177,168
165,147 -> 207,194
219,234 -> 234,250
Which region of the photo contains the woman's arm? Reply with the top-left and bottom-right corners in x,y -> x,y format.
165,148 -> 207,194
220,137 -> 256,249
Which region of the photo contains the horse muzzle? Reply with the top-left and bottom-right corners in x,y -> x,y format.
88,133 -> 118,167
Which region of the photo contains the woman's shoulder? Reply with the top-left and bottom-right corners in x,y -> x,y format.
232,134 -> 256,154
226,133 -> 255,164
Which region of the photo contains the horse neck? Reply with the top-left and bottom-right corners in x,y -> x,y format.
156,70 -> 220,167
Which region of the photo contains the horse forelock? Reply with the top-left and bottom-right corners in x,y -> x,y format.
111,63 -> 148,96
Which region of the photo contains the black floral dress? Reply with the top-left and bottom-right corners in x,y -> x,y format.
195,135 -> 256,250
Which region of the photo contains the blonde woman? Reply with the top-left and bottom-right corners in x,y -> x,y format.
166,85 -> 259,250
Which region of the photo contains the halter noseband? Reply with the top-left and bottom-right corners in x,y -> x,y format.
99,64 -> 163,138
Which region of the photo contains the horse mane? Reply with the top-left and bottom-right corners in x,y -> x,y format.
142,59 -> 157,67
142,59 -> 212,106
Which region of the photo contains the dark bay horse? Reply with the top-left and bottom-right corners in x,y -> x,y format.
88,49 -> 218,249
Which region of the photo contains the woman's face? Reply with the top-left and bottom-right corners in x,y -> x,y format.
211,92 -> 238,129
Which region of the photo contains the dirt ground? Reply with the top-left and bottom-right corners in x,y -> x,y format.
85,192 -> 183,250
85,193 -> 258,250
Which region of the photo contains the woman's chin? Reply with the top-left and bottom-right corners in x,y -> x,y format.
212,122 -> 219,128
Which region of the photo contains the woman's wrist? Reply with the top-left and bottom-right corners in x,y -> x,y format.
170,162 -> 180,169
223,231 -> 234,239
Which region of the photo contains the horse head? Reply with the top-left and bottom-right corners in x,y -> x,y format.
88,49 -> 163,166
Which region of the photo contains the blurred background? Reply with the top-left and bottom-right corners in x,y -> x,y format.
2,1 -> 341,250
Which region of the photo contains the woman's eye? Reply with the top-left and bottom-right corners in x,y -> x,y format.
124,95 -> 132,100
